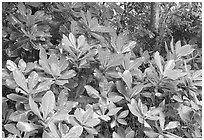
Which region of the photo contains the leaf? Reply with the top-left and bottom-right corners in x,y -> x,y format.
107,107 -> 122,116
130,84 -> 144,98
77,35 -> 86,49
84,85 -> 100,99
16,121 -> 37,132
154,51 -> 163,74
112,132 -> 121,138
164,121 -> 180,130
108,93 -> 124,103
127,99 -> 142,118
7,94 -> 28,103
163,60 -> 175,75
119,70 -> 132,89
18,59 -> 26,72
69,32 -> 76,49
6,60 -> 17,71
27,71 -> 39,90
4,124 -> 20,136
117,118 -> 127,125
33,79 -> 54,94
91,26 -> 115,33
9,111 -> 28,122
118,110 -> 129,118
164,69 -> 187,80
29,95 -> 42,119
177,44 -> 194,58
62,34 -> 76,58
126,130 -> 135,138
41,91 -> 55,119
144,130 -> 159,138
59,69 -> 76,79
13,69 -> 28,93
85,118 -> 101,127
64,125 -> 83,138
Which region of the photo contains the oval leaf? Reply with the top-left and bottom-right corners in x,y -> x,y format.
6,60 -> 17,71
154,51 -> 163,74
164,121 -> 180,130
13,69 -> 28,93
29,95 -> 42,119
16,121 -> 37,132
41,91 -> 55,119
64,125 -> 83,138
7,94 -> 28,103
84,85 -> 100,99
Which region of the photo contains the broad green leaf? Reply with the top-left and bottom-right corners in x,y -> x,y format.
98,48 -> 110,68
29,95 -> 42,120
164,69 -> 187,80
18,59 -> 26,72
7,94 -> 28,103
64,125 -> 83,138
16,121 -> 37,132
117,118 -> 127,125
41,91 -> 55,119
61,34 -> 76,58
177,44 -> 194,58
127,99 -> 142,118
48,121 -> 60,138
154,51 -> 163,74
126,130 -> 135,138
129,57 -> 145,70
6,60 -> 17,71
33,79 -> 54,94
163,60 -> 175,75
122,41 -> 136,53
84,127 -> 98,135
144,130 -> 159,138
130,84 -> 144,98
74,108 -> 84,124
59,69 -> 76,79
13,69 -> 28,93
119,70 -> 132,89
164,121 -> 180,130
108,92 -> 124,103
77,35 -> 85,49
85,118 -> 100,127
4,124 -> 20,136
28,71 -> 39,90
107,107 -> 122,116
118,110 -> 129,118
84,85 -> 100,99
107,53 -> 123,69
50,63 -> 61,76
9,111 -> 28,122
91,26 -> 115,33
39,60 -> 53,76
112,132 -> 121,138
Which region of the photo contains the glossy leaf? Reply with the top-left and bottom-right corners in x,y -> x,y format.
84,85 -> 100,99
7,94 -> 28,103
59,69 -> 76,79
18,59 -> 26,72
27,71 -> 39,90
16,121 -> 37,132
107,107 -> 122,116
164,121 -> 180,130
4,123 -> 20,136
13,69 -> 28,93
41,91 -> 55,119
64,125 -> 83,138
6,60 -> 17,71
29,96 -> 42,120
119,70 -> 132,89
118,110 -> 129,118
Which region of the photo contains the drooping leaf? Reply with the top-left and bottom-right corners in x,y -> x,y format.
13,69 -> 28,93
6,60 -> 18,71
64,125 -> 83,138
154,51 -> 163,74
41,91 -> 55,119
29,95 -> 42,120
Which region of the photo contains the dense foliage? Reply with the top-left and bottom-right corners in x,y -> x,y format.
2,2 -> 202,138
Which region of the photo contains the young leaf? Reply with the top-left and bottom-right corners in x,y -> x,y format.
41,91 -> 55,119
13,69 -> 28,93
154,51 -> 163,74
29,95 -> 42,120
6,60 -> 18,71
64,125 -> 83,138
